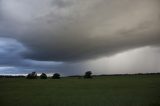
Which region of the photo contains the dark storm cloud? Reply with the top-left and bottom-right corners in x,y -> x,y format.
0,38 -> 26,66
0,38 -> 62,74
0,0 -> 160,62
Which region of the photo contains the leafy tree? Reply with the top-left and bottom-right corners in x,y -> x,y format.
52,73 -> 60,79
84,71 -> 92,78
26,72 -> 37,79
40,73 -> 47,79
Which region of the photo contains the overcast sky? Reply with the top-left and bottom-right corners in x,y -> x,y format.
0,0 -> 160,75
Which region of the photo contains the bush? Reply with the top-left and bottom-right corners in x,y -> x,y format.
84,71 -> 92,78
40,73 -> 47,79
52,73 -> 60,79
26,72 -> 37,79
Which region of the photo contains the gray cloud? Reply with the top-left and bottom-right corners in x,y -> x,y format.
0,0 -> 160,62
0,0 -> 160,75
51,0 -> 73,8
0,38 -> 26,66
87,46 -> 160,74
0,38 -> 62,74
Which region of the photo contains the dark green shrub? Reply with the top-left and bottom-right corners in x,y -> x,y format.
40,73 -> 47,79
26,72 -> 37,79
52,73 -> 60,79
84,71 -> 92,78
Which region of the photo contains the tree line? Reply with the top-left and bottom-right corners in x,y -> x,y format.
1,72 -> 160,79
26,71 -> 92,79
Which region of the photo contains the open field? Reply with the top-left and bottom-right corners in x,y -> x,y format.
0,75 -> 160,106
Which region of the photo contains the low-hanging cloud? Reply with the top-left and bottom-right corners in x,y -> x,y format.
0,0 -> 160,75
0,0 -> 160,62
0,38 -> 62,74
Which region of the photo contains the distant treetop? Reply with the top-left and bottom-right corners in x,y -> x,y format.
84,71 -> 92,78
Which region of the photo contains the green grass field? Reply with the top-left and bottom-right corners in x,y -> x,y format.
0,75 -> 160,106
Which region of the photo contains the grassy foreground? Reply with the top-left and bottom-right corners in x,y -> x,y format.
0,75 -> 160,106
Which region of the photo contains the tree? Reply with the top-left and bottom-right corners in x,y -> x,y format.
84,71 -> 92,78
40,73 -> 47,79
52,73 -> 60,79
26,72 -> 37,79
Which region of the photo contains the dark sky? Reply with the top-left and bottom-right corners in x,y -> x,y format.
0,0 -> 160,75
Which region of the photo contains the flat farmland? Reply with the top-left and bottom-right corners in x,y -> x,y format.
0,75 -> 160,106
